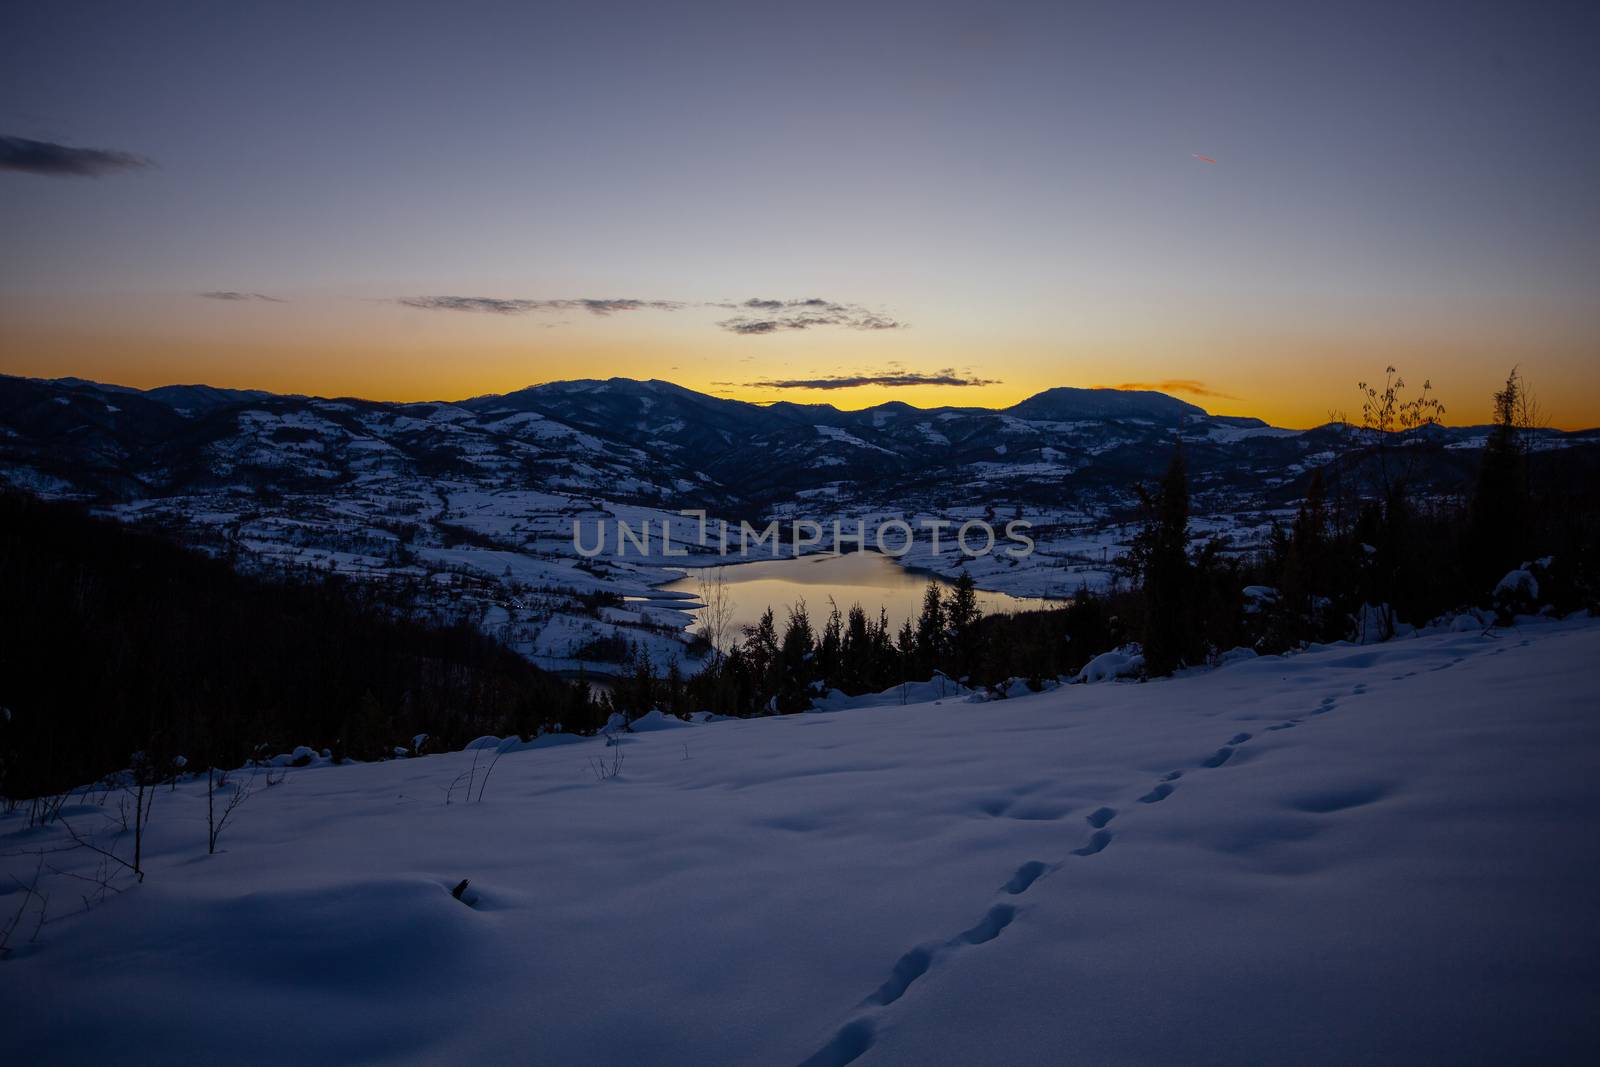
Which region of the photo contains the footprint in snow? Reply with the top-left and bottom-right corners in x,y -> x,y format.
796,1018 -> 876,1067
958,904 -> 1016,944
1138,782 -> 1175,804
1003,860 -> 1051,895
1072,830 -> 1113,856
836,898 -> 1020,1059
866,947 -> 934,1006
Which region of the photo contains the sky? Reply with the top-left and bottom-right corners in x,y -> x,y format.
2,0 -> 1597,428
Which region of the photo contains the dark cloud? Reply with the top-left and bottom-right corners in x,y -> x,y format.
397,296 -> 684,315
199,291 -> 286,303
399,295 -> 532,314
0,135 -> 151,177
746,370 -> 999,390
568,298 -> 685,315
395,294 -> 903,334
713,298 -> 904,335
725,297 -> 833,311
1100,379 -> 1237,400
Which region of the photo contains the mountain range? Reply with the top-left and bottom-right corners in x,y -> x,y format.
3,373 -> 1596,515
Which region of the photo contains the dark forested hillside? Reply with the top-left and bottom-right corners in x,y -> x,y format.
0,492 -> 592,797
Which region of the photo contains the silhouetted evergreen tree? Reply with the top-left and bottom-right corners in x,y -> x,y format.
776,601 -> 816,713
1470,368 -> 1530,584
841,604 -> 872,693
1129,444 -> 1192,674
944,571 -> 983,682
914,581 -> 946,676
817,601 -> 844,690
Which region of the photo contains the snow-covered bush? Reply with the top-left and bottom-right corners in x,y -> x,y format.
1075,647 -> 1145,683
1491,558 -> 1555,621
1241,586 -> 1279,615
1213,646 -> 1258,668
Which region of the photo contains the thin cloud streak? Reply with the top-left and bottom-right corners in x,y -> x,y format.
713,298 -> 904,334
0,135 -> 151,177
397,296 -> 685,315
1101,379 -> 1237,400
746,371 -> 998,390
199,291 -> 286,303
395,294 -> 904,334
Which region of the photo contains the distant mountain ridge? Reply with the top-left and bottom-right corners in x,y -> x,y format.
50,374 -> 1231,426
2,373 -> 1596,513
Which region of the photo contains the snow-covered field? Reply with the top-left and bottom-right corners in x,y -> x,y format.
4,618 -> 1598,1064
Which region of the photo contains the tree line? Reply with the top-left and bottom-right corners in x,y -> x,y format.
0,492 -> 594,797
1120,367 -> 1598,675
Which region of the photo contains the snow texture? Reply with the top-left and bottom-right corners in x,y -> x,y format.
3,617 -> 1599,1064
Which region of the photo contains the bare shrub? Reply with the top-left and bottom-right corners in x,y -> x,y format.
207,765 -> 256,855
587,740 -> 625,781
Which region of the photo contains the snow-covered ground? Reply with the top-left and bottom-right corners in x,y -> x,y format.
4,618 -> 1598,1064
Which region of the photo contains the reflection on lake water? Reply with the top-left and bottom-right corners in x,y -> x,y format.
654,550 -> 1059,637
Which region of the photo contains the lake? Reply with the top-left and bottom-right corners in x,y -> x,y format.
652,550 -> 1059,638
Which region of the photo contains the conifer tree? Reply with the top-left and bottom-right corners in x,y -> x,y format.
777,601 -> 816,712
915,581 -> 946,675
944,572 -> 984,681
1469,368 -> 1530,584
1130,444 -> 1192,675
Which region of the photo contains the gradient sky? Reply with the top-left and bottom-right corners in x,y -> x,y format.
3,0 -> 1597,427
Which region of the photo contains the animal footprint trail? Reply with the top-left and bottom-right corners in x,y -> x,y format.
1201,726 -> 1256,768
797,898 -> 1024,1065
862,905 -> 1020,1008
798,720 -> 1265,1065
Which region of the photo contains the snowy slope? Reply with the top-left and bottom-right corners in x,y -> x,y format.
3,619 -> 1598,1064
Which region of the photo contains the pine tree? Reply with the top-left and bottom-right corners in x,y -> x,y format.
817,600 -> 844,690
1469,368 -> 1529,585
895,616 -> 918,672
1131,444 -> 1192,675
944,572 -> 983,682
743,608 -> 780,711
915,581 -> 946,676
842,603 -> 871,693
1277,468 -> 1330,635
777,601 -> 816,713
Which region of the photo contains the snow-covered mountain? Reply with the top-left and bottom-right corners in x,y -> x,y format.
5,372 -> 1597,676
8,373 -> 1593,511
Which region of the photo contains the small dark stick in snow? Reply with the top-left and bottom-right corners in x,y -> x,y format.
451,879 -> 471,901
